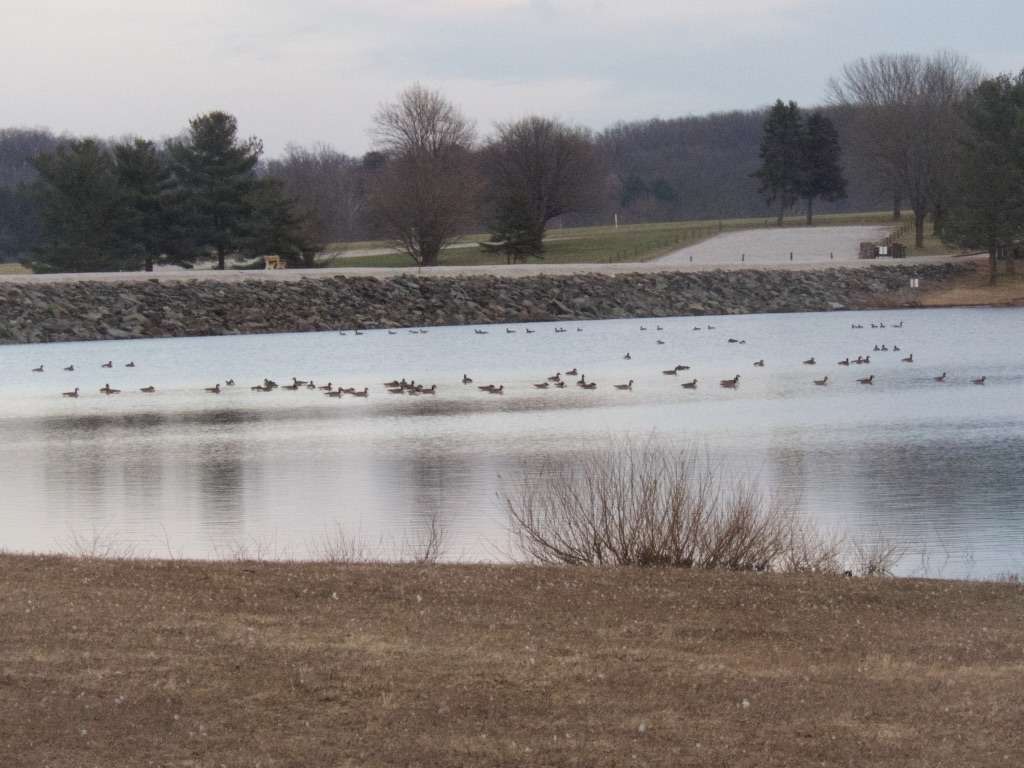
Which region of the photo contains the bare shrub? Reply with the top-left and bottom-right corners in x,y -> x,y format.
401,511 -> 449,564
64,527 -> 137,560
851,536 -> 905,577
308,522 -> 369,564
503,439 -> 841,573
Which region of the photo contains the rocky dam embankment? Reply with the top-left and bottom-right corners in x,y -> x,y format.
0,262 -> 971,344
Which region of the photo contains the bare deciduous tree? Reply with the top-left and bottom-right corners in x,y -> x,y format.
828,51 -> 982,247
481,116 -> 602,261
266,143 -> 368,248
368,84 -> 477,266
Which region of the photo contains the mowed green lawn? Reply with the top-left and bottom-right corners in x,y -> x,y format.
322,211 -> 906,268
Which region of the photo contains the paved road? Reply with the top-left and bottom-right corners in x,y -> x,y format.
657,225 -> 891,265
2,225 -> 948,285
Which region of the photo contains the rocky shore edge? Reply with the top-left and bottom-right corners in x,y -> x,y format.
0,262 -> 972,344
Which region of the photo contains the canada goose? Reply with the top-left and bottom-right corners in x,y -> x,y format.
292,377 -> 309,387
477,384 -> 498,392
893,345 -> 901,352
387,330 -> 397,335
354,330 -> 364,336
306,381 -> 317,390
857,375 -> 874,385
565,368 -> 579,376
32,365 -> 43,373
972,376 -> 986,385
873,345 -> 880,352
263,379 -> 278,389
576,375 -> 588,387
656,339 -> 665,345
474,329 -> 488,335
62,387 -> 79,398
640,325 -> 647,331
63,365 -> 74,372
681,379 -> 698,389
580,381 -> 597,390
533,382 -> 550,389
576,328 -> 582,332
351,387 -> 369,397
933,372 -> 947,382
226,379 -> 235,386
837,358 -> 850,366
525,328 -> 535,334
753,359 -> 765,367
506,328 -> 516,334
251,384 -> 269,392
814,376 -> 829,386
387,387 -> 405,394
462,374 -> 473,384
803,357 -> 816,365
102,361 -> 113,368
317,382 -> 333,391
205,384 -> 221,394
707,325 -> 715,330
282,382 -> 300,391
623,353 -> 631,360
418,384 -> 437,395
728,338 -> 739,343
99,384 -> 120,395
325,389 -> 343,398
656,325 -> 664,331
547,373 -> 562,382
419,329 -> 428,334
719,375 -> 740,388
140,386 -> 156,394
489,385 -> 504,394
662,367 -> 680,375
901,353 -> 913,363
125,361 -> 135,368
613,380 -> 633,390
894,321 -> 903,328
553,380 -> 566,389
880,345 -> 888,351
384,379 -> 402,388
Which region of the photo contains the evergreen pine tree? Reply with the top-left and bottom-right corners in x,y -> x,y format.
944,71 -> 1024,283
31,139 -> 136,273
753,100 -> 803,225
240,177 -> 312,266
113,139 -> 175,272
168,112 -> 262,269
799,113 -> 847,224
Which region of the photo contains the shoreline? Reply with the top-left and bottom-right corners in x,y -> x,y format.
0,259 -> 980,345
2,553 -> 1021,766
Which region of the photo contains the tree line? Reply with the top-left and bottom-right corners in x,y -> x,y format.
1,50 -> 1022,276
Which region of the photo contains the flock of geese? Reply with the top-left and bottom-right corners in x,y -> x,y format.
34,318 -> 992,400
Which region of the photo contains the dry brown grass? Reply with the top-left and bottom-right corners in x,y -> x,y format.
918,259 -> 1024,307
1,554 -> 1022,767
0,262 -> 29,275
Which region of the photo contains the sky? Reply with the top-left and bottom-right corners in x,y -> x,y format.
2,0 -> 1022,157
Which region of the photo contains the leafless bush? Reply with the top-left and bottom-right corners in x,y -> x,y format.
401,511 -> 449,564
851,536 -> 905,577
503,439 -> 842,574
308,522 -> 369,564
64,527 -> 137,560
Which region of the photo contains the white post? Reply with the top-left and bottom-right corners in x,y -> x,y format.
614,213 -> 619,229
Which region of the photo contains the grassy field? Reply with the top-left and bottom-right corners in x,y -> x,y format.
321,211 -> 913,268
2,554 -> 1021,767
0,262 -> 29,275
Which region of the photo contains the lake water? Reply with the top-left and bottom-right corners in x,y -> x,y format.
1,307 -> 1022,578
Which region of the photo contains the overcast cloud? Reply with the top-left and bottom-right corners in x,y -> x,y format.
2,0 -> 1021,156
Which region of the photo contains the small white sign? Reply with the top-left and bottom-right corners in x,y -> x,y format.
910,278 -> 920,288
878,245 -> 889,256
